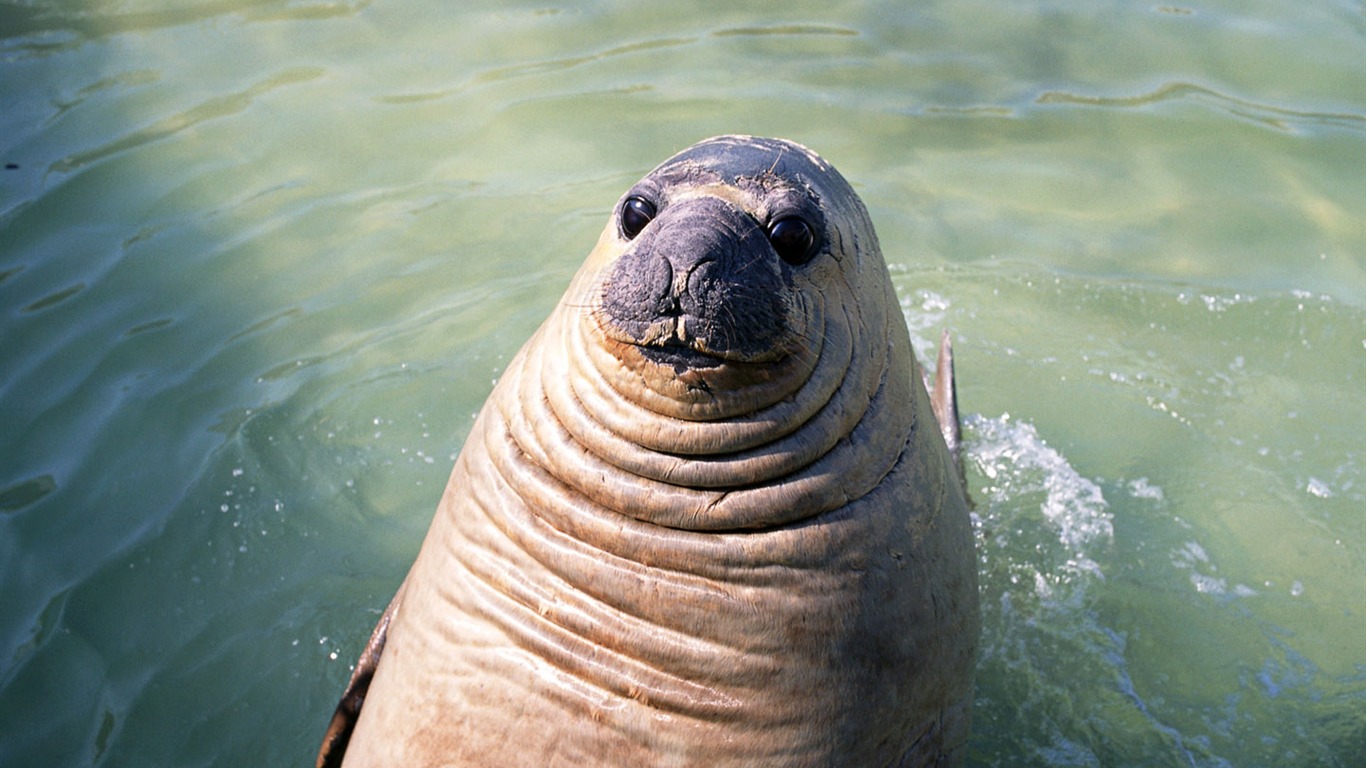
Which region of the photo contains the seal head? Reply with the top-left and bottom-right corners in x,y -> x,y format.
589,136 -> 874,424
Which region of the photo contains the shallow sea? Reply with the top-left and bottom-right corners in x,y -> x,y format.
1,1 -> 1363,766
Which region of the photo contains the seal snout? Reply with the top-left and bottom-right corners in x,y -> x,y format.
601,194 -> 790,364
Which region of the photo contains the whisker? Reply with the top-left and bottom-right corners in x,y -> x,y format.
767,146 -> 785,175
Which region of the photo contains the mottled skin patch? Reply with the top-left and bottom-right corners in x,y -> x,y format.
318,136 -> 979,768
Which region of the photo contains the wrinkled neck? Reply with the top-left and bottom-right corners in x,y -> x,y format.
485,274 -> 917,532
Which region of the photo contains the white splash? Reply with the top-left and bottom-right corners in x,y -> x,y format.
1171,538 -> 1258,598
968,413 -> 1114,588
1305,477 -> 1333,498
1127,476 -> 1165,501
900,289 -> 952,378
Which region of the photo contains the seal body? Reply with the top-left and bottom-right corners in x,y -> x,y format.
319,136 -> 979,767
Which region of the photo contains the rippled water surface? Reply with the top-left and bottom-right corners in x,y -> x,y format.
2,1 -> 1363,766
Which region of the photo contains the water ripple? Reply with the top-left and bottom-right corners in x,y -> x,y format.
711,24 -> 858,38
1,0 -> 373,46
468,37 -> 697,87
49,67 -> 325,175
0,474 -> 58,513
1038,81 -> 1366,134
20,282 -> 85,313
43,70 -> 162,129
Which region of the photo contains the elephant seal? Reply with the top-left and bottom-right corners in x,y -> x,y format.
317,135 -> 979,767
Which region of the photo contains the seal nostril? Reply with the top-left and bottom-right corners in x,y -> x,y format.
656,293 -> 681,317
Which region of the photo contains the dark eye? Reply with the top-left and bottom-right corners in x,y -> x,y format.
620,196 -> 656,239
767,216 -> 816,265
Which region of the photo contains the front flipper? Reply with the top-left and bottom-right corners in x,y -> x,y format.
928,329 -> 963,480
316,579 -> 406,768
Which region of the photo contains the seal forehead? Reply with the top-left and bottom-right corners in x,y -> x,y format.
625,135 -> 856,249
632,136 -> 868,249
655,135 -> 834,184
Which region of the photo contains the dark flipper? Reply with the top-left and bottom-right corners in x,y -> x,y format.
928,329 -> 964,480
316,580 -> 406,768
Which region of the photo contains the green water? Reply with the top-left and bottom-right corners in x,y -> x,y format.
2,1 -> 1363,766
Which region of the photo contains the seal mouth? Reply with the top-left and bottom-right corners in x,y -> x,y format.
635,340 -> 726,370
